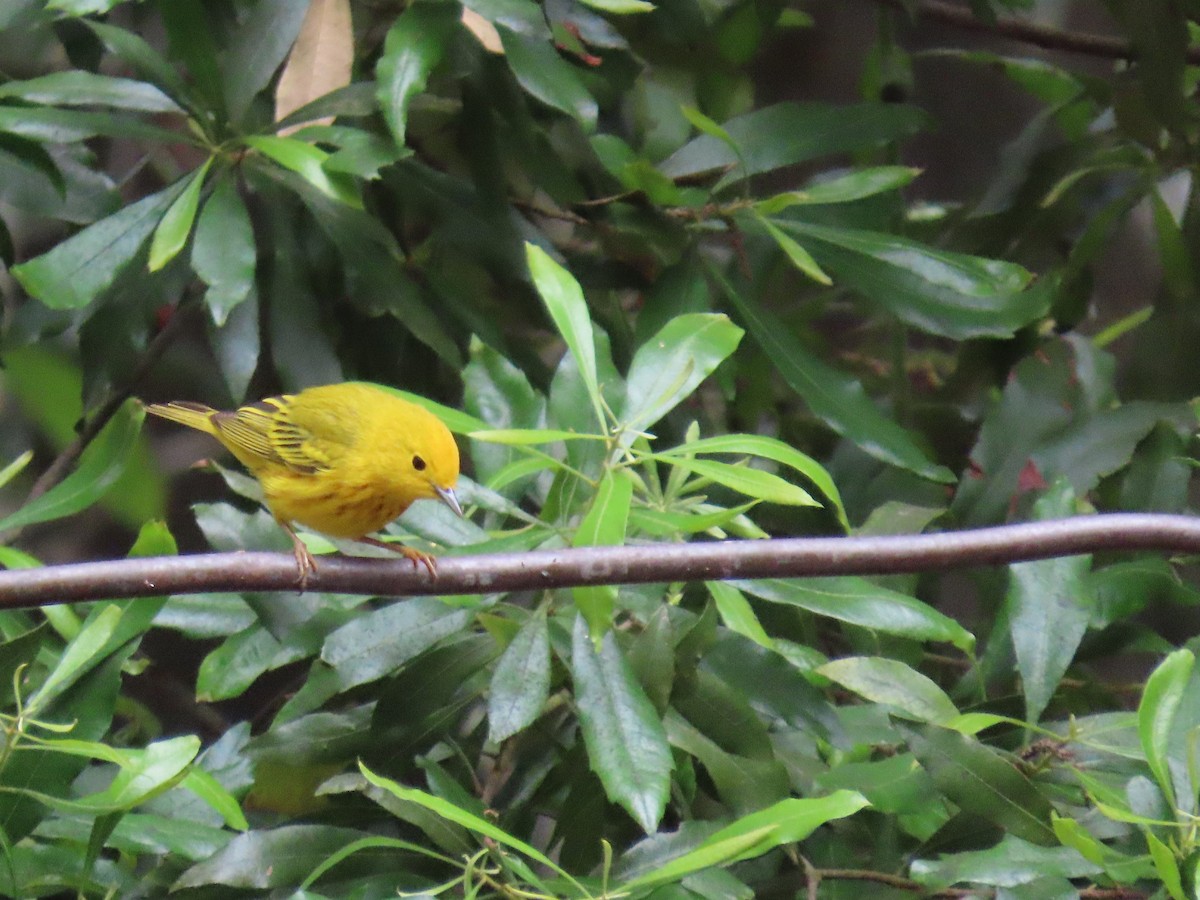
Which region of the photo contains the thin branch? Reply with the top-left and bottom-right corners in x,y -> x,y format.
878,0 -> 1200,65
16,303 -> 195,512
2,513 -> 1200,610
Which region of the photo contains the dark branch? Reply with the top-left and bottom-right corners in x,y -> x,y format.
2,514 -> 1200,610
879,0 -> 1200,65
15,303 -> 194,516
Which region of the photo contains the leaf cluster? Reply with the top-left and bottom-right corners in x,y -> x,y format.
3,0 -> 1200,897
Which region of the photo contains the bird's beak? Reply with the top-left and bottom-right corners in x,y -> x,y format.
435,485 -> 463,517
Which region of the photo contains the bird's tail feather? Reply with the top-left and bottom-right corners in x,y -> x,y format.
145,400 -> 219,435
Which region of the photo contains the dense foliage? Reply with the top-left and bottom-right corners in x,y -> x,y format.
2,0 -> 1200,896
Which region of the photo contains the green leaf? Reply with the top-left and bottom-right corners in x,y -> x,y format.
192,176 -> 256,326
778,220 -> 1046,340
470,427 -> 605,444
222,0 -> 310,121
576,0 -> 655,12
1005,481 -> 1093,723
0,71 -> 182,112
621,313 -> 743,438
321,599 -> 473,690
0,106 -> 186,144
661,102 -> 928,185
708,582 -> 773,650
80,736 -> 201,811
487,613 -> 550,742
571,615 -> 671,832
12,180 -> 186,308
376,2 -> 460,146
899,722 -> 1057,846
1147,829 -> 1188,900
712,264 -> 954,483
755,166 -> 921,212
621,790 -> 868,891
654,432 -> 847,529
244,135 -> 362,208
358,762 -> 584,890
148,157 -> 212,272
499,26 -> 598,129
526,243 -> 604,429
666,457 -> 818,506
0,450 -> 33,491
0,400 -> 143,532
197,626 -> 291,702
737,578 -> 974,652
757,215 -> 831,285
909,833 -> 1099,890
174,825 -> 369,890
84,20 -> 200,116
954,336 -> 1183,524
1138,648 -> 1194,809
25,605 -> 122,716
572,469 -> 633,634
817,657 -> 960,724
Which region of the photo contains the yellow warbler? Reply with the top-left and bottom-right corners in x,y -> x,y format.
146,382 -> 461,583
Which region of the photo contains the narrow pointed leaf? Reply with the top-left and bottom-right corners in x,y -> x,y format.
571,616 -> 671,832
376,2 -> 459,146
148,157 -> 212,271
488,613 -> 550,742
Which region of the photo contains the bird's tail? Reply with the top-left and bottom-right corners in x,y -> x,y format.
144,400 -> 220,435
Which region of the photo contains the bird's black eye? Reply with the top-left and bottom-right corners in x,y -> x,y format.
412,455 -> 427,471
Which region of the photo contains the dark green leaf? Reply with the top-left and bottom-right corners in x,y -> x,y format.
499,26 -> 598,129
755,166 -> 921,213
193,176 -> 256,326
0,105 -> 185,144
174,825 -> 368,890
376,3 -> 460,146
1005,480 -> 1093,723
954,336 -> 1187,524
778,220 -> 1046,340
736,577 -> 974,652
572,469 -> 633,634
321,599 -> 473,690
85,20 -> 200,115
0,71 -> 182,112
12,179 -> 186,309
621,313 -> 743,438
713,264 -> 953,483
274,82 -> 380,131
0,400 -> 142,532
900,721 -> 1057,846
817,656 -> 959,724
488,612 -> 550,742
222,0 -> 310,122
571,615 -> 671,832
910,833 -> 1099,890
661,102 -> 928,185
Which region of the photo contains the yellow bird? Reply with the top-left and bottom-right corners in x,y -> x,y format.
146,382 -> 461,583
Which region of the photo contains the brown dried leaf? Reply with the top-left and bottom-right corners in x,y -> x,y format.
461,8 -> 503,54
275,0 -> 354,134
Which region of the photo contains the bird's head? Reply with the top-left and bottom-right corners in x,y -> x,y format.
403,408 -> 462,516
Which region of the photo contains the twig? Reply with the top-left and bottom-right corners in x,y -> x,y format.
16,303 -> 195,512
878,0 -> 1200,65
1,513 -> 1200,609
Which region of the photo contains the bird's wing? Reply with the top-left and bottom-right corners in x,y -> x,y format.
213,395 -> 353,474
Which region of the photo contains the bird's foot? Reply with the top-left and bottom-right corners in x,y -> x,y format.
357,536 -> 438,578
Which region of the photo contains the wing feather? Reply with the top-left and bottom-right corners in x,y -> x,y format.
212,395 -> 353,474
